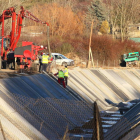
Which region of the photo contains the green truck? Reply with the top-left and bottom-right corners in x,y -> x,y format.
122,52 -> 140,67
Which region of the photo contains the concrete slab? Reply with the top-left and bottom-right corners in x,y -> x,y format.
115,69 -> 140,94
98,70 -> 137,100
72,70 -> 108,101
38,74 -> 78,100
0,97 -> 48,140
80,69 -> 122,103
68,80 -> 93,104
0,114 -> 30,140
91,70 -> 129,101
0,130 -> 4,140
107,70 -> 140,99
69,73 -> 97,102
69,70 -> 111,110
134,69 -> 140,79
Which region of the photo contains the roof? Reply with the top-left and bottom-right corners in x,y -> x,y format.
129,38 -> 140,43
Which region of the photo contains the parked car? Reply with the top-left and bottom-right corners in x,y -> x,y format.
51,53 -> 74,66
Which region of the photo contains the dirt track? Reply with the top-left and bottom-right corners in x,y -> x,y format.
0,66 -> 139,79
0,69 -> 38,79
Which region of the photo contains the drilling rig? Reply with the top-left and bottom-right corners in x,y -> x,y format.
0,6 -> 50,70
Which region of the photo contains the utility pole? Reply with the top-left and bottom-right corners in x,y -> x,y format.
47,26 -> 51,56
87,19 -> 94,68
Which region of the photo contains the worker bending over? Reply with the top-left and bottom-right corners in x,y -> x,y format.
63,66 -> 68,86
54,69 -> 66,88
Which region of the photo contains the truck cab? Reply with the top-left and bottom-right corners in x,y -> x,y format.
123,52 -> 140,67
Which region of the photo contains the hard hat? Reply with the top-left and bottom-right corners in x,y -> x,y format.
43,53 -> 45,55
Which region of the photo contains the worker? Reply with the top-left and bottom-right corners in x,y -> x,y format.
7,49 -> 15,69
47,53 -> 53,73
54,69 -> 66,88
7,50 -> 10,68
38,52 -> 43,73
42,53 -> 49,72
63,65 -> 68,86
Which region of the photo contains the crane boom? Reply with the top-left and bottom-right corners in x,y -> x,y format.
0,6 -> 50,70
0,6 -> 49,58
0,7 -> 15,24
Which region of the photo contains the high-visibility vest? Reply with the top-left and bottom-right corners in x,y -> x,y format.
58,71 -> 64,78
42,55 -> 49,64
64,68 -> 68,76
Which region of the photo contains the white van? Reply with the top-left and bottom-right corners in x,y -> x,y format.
51,53 -> 74,66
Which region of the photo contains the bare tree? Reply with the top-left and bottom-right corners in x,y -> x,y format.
31,2 -> 84,38
105,0 -> 140,41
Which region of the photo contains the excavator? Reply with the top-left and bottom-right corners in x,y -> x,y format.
0,6 -> 50,70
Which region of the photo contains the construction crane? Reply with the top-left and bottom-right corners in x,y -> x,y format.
0,6 -> 50,70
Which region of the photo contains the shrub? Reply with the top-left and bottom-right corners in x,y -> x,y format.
55,43 -> 74,54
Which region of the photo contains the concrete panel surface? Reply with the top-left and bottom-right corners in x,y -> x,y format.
69,70 -> 108,109
81,69 -> 122,103
91,70 -> 129,101
115,69 -> 140,94
106,70 -> 140,99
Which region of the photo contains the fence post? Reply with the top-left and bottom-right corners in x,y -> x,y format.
91,102 -> 104,140
97,60 -> 98,68
119,60 -> 121,67
108,60 -> 109,69
103,60 -> 105,68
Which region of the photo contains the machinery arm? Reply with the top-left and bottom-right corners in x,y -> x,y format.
9,6 -> 49,51
21,6 -> 50,54
23,8 -> 49,26
0,7 -> 16,57
0,7 -> 15,25
12,6 -> 49,50
0,6 -> 50,58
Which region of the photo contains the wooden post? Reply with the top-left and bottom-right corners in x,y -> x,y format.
47,26 -> 51,56
91,102 -> 104,140
87,19 -> 94,68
